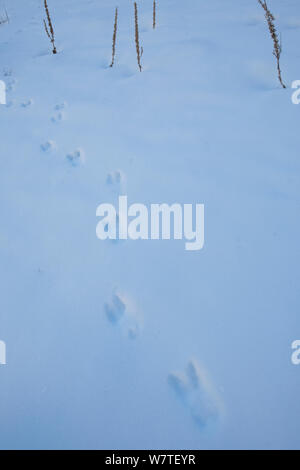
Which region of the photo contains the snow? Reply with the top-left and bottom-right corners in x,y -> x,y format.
0,0 -> 300,450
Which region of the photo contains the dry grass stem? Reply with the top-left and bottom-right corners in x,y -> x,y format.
44,0 -> 57,54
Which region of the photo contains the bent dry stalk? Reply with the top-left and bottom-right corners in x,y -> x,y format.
258,0 -> 286,88
43,0 -> 57,55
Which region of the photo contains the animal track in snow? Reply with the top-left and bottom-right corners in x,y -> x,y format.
51,111 -> 64,123
21,99 -> 33,108
6,78 -> 17,92
51,102 -> 67,122
168,359 -> 224,429
105,293 -> 126,324
3,68 -> 13,78
104,290 -> 141,340
55,102 -> 67,111
66,148 -> 85,167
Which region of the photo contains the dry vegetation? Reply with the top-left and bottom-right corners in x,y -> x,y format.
258,0 -> 286,88
110,7 -> 118,67
43,0 -> 57,55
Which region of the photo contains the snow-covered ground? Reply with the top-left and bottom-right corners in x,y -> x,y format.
0,0 -> 300,450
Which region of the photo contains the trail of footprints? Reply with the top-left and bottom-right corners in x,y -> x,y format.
2,70 -> 83,167
104,290 -> 141,340
3,69 -> 224,432
3,68 -> 34,108
103,288 -> 224,429
44,101 -> 84,166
